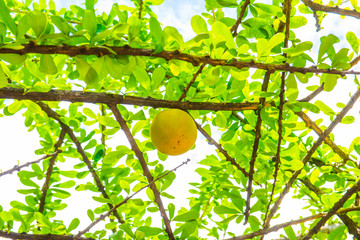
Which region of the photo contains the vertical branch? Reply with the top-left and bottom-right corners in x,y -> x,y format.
231,0 -> 251,37
244,71 -> 271,224
138,0 -> 143,19
100,104 -> 106,146
36,102 -> 124,224
39,129 -> 66,213
263,86 -> 360,229
108,104 -> 175,240
263,0 -> 292,228
178,63 -> 206,101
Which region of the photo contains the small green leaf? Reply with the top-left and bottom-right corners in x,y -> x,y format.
83,10 -> 97,37
51,16 -> 70,36
0,0 -> 17,35
87,209 -> 95,221
284,226 -> 297,240
318,34 -> 340,63
39,55 -> 58,75
67,218 -> 80,232
0,54 -> 26,65
103,147 -> 131,165
191,15 -> 208,34
133,65 -> 151,90
98,116 -> 120,128
341,115 -> 355,124
168,203 -> 175,220
27,11 -> 48,37
173,210 -> 199,222
214,205 -> 240,214
180,221 -> 198,239
314,100 -> 335,116
151,67 -> 165,90
0,64 -> 7,88
346,31 -> 358,54
321,74 -> 338,92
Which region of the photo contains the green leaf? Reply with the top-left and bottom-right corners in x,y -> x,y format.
103,147 -> 131,165
83,107 -> 97,119
51,16 -> 71,36
321,74 -> 338,92
253,3 -> 282,16
341,115 -> 355,124
214,205 -> 240,214
173,210 -> 199,222
191,15 -> 208,34
10,201 -> 34,212
180,221 -> 198,239
0,0 -> 17,35
149,17 -> 163,50
98,116 -> 120,128
87,209 -> 95,221
34,212 -> 52,229
83,10 -> 97,37
133,65 -> 151,91
27,11 -> 48,37
53,180 -> 76,188
168,203 -> 175,220
351,0 -> 358,9
137,226 -> 163,237
211,21 -> 236,50
105,56 -> 124,79
346,31 -> 358,54
85,0 -> 95,11
290,16 -> 307,28
0,54 -> 26,65
151,67 -> 165,90
314,100 -> 335,116
284,226 -> 297,240
0,64 -> 7,88
318,34 -> 340,62
328,225 -> 346,240
39,55 -> 58,75
267,33 -> 285,50
67,218 -> 80,232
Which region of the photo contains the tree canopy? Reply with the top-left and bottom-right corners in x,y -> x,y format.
1,0 -> 360,239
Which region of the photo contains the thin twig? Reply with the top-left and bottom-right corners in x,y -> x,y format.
178,63 -> 206,101
302,0 -> 360,19
138,0 -> 143,19
244,72 -> 271,224
39,129 -> 66,213
196,122 -> 250,178
230,0 -> 251,37
36,102 -> 124,224
76,159 -> 190,237
263,0 -> 292,229
0,150 -> 62,178
108,104 -> 175,240
0,231 -> 93,240
263,86 -> 360,230
298,83 -> 324,102
225,206 -> 360,240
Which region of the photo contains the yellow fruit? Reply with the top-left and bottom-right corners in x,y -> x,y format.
150,109 -> 197,156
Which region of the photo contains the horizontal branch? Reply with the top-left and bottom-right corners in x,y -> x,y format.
0,150 -> 62,178
302,0 -> 360,19
0,87 -> 258,111
0,44 -> 359,76
225,206 -> 360,240
0,231 -> 93,240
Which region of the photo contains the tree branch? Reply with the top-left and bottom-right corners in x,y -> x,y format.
195,122 -> 250,178
39,129 -> 66,213
225,206 -> 360,240
76,159 -> 190,238
0,231 -> 93,240
36,102 -> 124,224
231,0 -> 251,37
244,72 -> 271,223
178,63 -> 206,101
0,44 -> 360,75
298,83 -> 324,102
301,0 -> 360,19
108,104 -> 175,240
263,86 -> 360,229
0,150 -> 62,178
303,179 -> 360,239
338,213 -> 360,239
0,87 -> 259,112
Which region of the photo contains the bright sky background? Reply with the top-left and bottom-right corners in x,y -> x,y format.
1,0 -> 360,239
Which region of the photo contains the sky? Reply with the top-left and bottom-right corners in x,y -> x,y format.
1,0 -> 360,239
